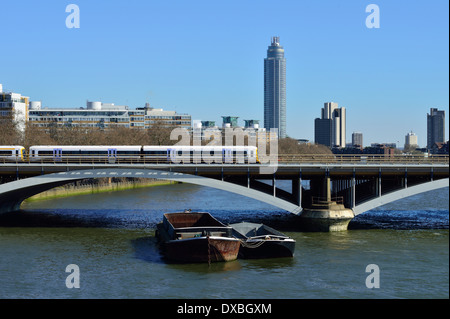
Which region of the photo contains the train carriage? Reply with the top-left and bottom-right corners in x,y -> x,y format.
29,145 -> 142,163
143,145 -> 258,164
0,145 -> 25,162
26,145 -> 259,164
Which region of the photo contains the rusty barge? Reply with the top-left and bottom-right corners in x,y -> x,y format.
156,212 -> 241,263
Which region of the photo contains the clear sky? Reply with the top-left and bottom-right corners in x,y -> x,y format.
1,0 -> 448,147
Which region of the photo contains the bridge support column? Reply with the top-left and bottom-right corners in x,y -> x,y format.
272,174 -> 276,197
299,176 -> 354,232
351,176 -> 356,208
376,169 -> 382,197
292,176 -> 302,206
0,201 -> 21,214
298,204 -> 354,232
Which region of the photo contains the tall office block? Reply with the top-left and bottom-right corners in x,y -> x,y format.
314,102 -> 346,148
314,118 -> 332,147
322,102 -> 338,120
427,108 -> 445,150
333,107 -> 346,148
404,131 -> 418,149
264,36 -> 286,138
352,132 -> 363,148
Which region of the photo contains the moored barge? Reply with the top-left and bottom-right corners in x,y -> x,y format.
230,222 -> 296,259
156,212 -> 240,263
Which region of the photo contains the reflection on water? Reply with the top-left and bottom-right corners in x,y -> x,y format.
131,235 -> 165,264
166,259 -> 243,274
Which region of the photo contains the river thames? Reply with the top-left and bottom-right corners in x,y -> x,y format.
0,183 -> 448,299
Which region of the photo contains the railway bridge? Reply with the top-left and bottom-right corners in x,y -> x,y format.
0,155 -> 448,231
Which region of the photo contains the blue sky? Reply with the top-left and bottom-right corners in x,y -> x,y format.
1,0 -> 448,147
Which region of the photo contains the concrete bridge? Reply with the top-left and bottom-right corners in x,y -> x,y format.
0,160 -> 448,231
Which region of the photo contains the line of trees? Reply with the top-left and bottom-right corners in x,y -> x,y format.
0,117 -> 179,149
0,116 -> 333,155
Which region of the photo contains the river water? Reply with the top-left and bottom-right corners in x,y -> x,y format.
0,183 -> 448,299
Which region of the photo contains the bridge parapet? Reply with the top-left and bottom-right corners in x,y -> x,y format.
1,153 -> 448,165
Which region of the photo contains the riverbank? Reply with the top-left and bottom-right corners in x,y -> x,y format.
24,178 -> 176,202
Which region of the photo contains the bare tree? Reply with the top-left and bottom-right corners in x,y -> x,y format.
145,119 -> 178,145
23,122 -> 56,149
0,114 -> 22,145
278,137 -> 333,155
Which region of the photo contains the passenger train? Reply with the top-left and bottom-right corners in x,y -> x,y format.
0,145 -> 259,163
0,146 -> 26,161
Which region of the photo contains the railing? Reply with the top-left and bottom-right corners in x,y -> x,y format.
0,154 -> 448,165
277,154 -> 449,164
311,196 -> 344,206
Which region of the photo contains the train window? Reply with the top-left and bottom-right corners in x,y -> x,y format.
144,151 -> 166,155
117,151 -> 140,155
0,151 -> 12,155
80,151 -> 107,155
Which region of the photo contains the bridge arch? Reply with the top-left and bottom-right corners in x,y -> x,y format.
1,168 -> 448,219
353,178 -> 449,216
0,168 -> 303,214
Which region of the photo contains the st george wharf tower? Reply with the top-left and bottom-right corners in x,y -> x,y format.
264,36 -> 286,138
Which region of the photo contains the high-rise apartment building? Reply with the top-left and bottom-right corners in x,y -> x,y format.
333,106 -> 346,148
427,108 -> 445,150
264,36 -> 286,138
404,131 -> 418,150
314,118 -> 332,147
352,132 -> 363,148
314,102 -> 346,148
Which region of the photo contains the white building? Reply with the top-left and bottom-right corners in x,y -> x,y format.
28,101 -> 191,130
0,83 -> 29,132
404,131 -> 418,149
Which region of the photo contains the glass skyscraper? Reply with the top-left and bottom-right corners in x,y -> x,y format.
427,108 -> 445,150
264,36 -> 286,138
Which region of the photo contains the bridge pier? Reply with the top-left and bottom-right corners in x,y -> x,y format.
299,177 -> 354,231
298,203 -> 355,232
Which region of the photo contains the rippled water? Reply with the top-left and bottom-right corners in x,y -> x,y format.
0,184 -> 448,299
